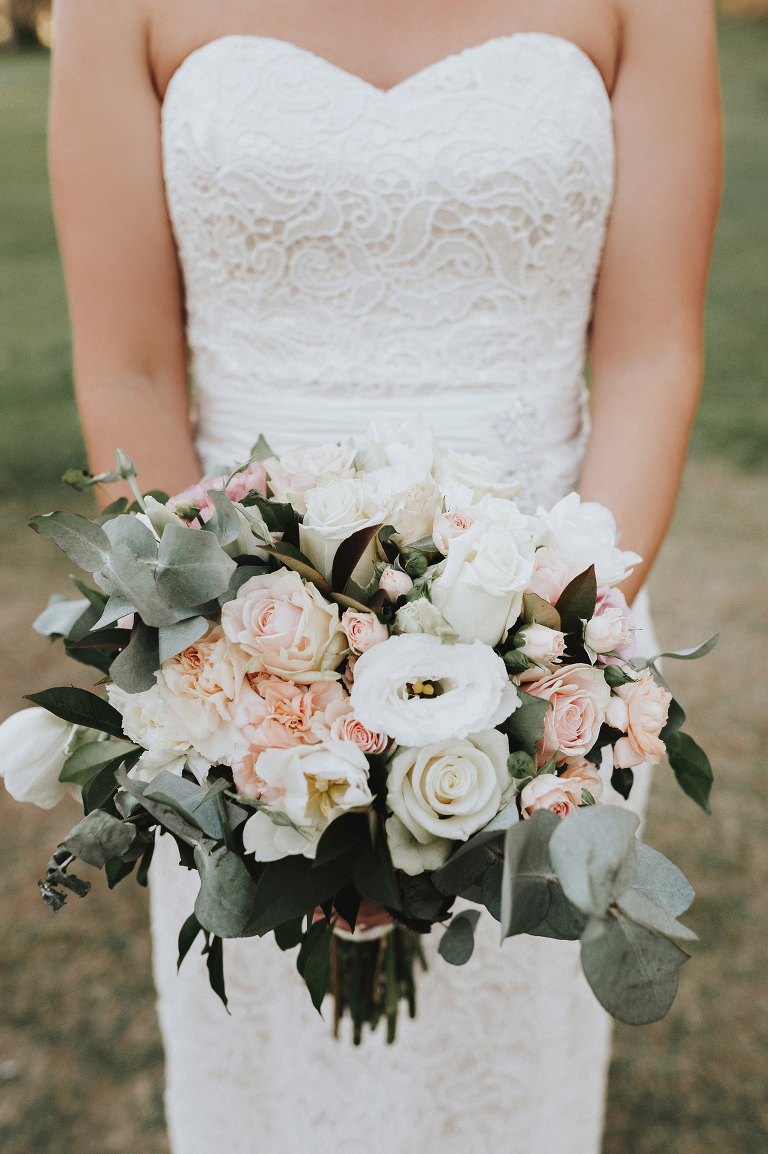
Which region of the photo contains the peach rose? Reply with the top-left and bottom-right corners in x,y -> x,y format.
340,609 -> 389,655
240,676 -> 348,753
328,708 -> 390,754
559,758 -> 604,803
525,664 -> 611,766
525,548 -> 583,605
168,462 -> 267,522
606,670 -> 671,768
221,568 -> 345,681
520,774 -> 578,819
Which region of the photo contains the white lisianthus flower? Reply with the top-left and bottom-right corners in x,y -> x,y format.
534,492 -> 642,587
432,449 -> 521,502
0,707 -> 77,809
350,633 -> 519,747
386,729 -> 511,873
385,813 -> 453,875
393,597 -> 457,641
265,443 -> 358,514
241,741 -> 374,861
108,684 -> 212,784
299,478 -> 383,583
430,505 -> 536,647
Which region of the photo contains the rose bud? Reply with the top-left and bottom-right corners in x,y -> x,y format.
379,567 -> 414,602
584,607 -> 633,655
513,623 -> 566,665
519,774 -> 578,820
432,507 -> 478,555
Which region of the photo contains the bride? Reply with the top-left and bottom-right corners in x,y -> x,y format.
47,1 -> 721,1151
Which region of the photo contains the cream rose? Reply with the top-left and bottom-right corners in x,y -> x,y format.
241,741 -> 374,860
393,597 -> 456,640
299,478 -> 383,583
514,623 -> 566,665
387,729 -> 511,868
381,475 -> 443,547
108,684 -> 211,783
340,609 -> 389,655
360,417 -> 435,490
0,707 -> 77,809
432,449 -> 522,502
265,443 -> 357,514
524,664 -> 611,766
221,568 -> 345,681
350,633 -> 519,747
379,567 -> 414,602
606,670 -> 672,768
534,492 -> 642,588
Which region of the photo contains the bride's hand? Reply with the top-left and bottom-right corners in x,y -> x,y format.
313,899 -> 391,935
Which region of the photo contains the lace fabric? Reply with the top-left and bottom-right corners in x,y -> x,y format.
151,32 -> 651,1154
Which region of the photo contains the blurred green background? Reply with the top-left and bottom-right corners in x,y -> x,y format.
0,18 -> 767,1154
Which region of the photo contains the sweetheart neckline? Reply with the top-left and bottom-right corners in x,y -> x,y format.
162,31 -> 611,108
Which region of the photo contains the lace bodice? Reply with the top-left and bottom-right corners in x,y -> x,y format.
162,33 -> 614,507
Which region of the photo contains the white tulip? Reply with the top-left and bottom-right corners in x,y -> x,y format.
0,707 -> 76,809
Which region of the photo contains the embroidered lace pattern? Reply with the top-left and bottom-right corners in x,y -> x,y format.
151,34 -> 653,1154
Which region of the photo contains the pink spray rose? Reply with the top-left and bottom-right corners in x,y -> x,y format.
168,462 -> 268,522
432,507 -> 479,555
591,585 -> 636,665
340,609 -> 389,655
524,664 -> 611,767
519,775 -> 578,819
525,548 -> 584,605
379,567 -> 414,602
327,703 -> 390,754
514,623 -> 566,665
606,670 -> 671,768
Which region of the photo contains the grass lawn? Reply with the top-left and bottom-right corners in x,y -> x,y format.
0,21 -> 766,1154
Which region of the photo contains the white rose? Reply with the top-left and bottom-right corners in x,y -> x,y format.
381,475 -> 443,547
514,623 -> 566,664
361,417 -> 435,491
265,443 -> 357,514
393,597 -> 456,641
432,449 -> 521,502
431,509 -> 535,647
299,478 -> 383,583
379,567 -> 414,602
241,741 -> 374,861
385,813 -> 453,875
584,607 -> 633,654
108,684 -> 211,784
0,707 -> 77,809
350,633 -> 519,747
535,492 -> 642,587
387,729 -> 511,853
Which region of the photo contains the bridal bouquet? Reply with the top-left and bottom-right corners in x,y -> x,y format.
0,421 -> 716,1041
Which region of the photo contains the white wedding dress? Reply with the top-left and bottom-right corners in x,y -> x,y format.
152,32 -> 657,1154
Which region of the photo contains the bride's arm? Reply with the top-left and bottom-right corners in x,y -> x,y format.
578,0 -> 722,604
49,0 -> 199,502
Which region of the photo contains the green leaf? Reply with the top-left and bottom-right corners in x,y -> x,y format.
260,541 -> 332,597
521,592 -> 561,630
555,565 -> 597,636
135,839 -> 155,887
529,883 -> 588,940
29,512 -> 112,573
62,466 -> 120,491
83,758 -> 126,813
580,911 -> 690,1025
431,803 -> 519,898
158,616 -> 209,665
660,697 -> 686,741
101,514 -> 157,561
65,627 -> 132,652
603,664 -> 636,688
507,750 -> 536,780
92,594 -> 135,631
481,860 -> 503,920
501,690 -> 551,757
203,934 -> 229,1011
245,853 -> 355,935
193,841 -> 259,938
331,522 -> 384,594
643,634 -> 719,666
616,887 -> 698,941
500,809 -> 559,938
104,544 -> 178,628
249,433 -> 275,462
313,811 -> 368,868
109,619 -> 160,694
33,595 -> 91,638
202,489 -> 241,546
24,687 -> 125,739
274,917 -> 304,951
144,772 -> 247,841
105,857 -> 136,888
299,920 -> 333,1013
633,841 -> 695,917
115,766 -> 207,848
59,740 -> 140,786
155,524 -> 237,607
549,806 -> 639,919
438,910 -> 481,966
352,815 -> 401,909
502,649 -> 532,674
239,490 -> 295,532
403,551 -> 429,579
665,731 -> 713,813
60,809 -> 137,868
101,497 -> 129,516
611,765 -> 635,801
177,912 -> 203,971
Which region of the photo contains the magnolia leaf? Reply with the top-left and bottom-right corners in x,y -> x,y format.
633,841 -> 694,917
109,619 -> 160,693
33,595 -> 92,639
60,809 -> 137,868
521,592 -> 561,630
438,909 -> 482,966
555,565 -> 597,636
102,514 -> 157,562
203,489 -> 241,547
616,887 -> 698,941
502,690 -> 551,757
66,627 -> 131,652
105,544 -> 177,628
260,541 -> 332,597
666,731 -> 713,813
398,872 -> 452,923
83,755 -> 135,813
580,910 -> 689,1025
158,616 -> 209,665
298,919 -> 333,1012
177,912 -> 203,972
549,806 -> 639,919
59,739 -> 139,786
500,809 -> 559,938
193,841 -> 259,938
331,523 -> 383,594
239,490 -> 295,532
101,497 -> 129,517
29,512 -> 112,573
245,852 -> 357,935
329,591 -> 375,614
25,687 -> 125,739
155,524 -> 236,607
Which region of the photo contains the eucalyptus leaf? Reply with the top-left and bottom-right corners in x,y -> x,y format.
502,690 -> 551,757
274,916 -> 304,951
92,594 -> 135,631
60,809 -> 137,868
549,806 -> 639,919
193,841 -> 259,938
158,616 -> 209,665
633,841 -> 694,917
105,857 -> 136,888
250,433 -> 275,462
156,524 -> 237,607
104,544 -> 177,628
616,887 -> 698,941
642,634 -> 719,666
33,595 -> 90,638
29,512 -> 112,573
115,766 -> 206,847
101,514 -> 157,561
218,565 -> 269,607
331,522 -> 384,594
529,882 -> 588,940
580,910 -> 690,1025
666,731 -> 713,813
203,489 -> 241,547
500,809 -> 559,939
59,740 -> 140,786
481,861 -> 503,920
144,772 -> 247,840
109,619 -> 160,694
25,687 -> 125,739
438,909 -> 481,966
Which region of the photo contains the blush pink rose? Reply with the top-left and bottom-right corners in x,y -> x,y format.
520,774 -> 578,819
432,507 -> 479,555
328,707 -> 390,754
340,609 -> 389,655
379,567 -> 414,602
593,585 -> 636,665
525,664 -> 611,766
525,548 -> 584,605
240,675 -> 348,753
168,462 -> 268,522
559,758 -> 604,802
606,670 -> 671,768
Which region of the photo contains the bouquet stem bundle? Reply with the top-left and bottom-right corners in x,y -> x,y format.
332,928 -> 426,1044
